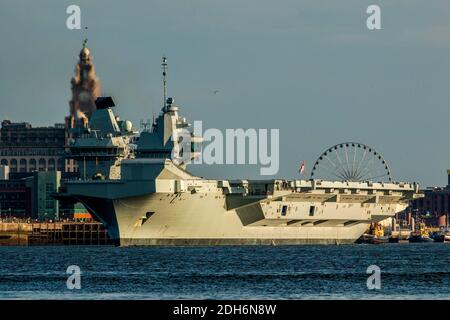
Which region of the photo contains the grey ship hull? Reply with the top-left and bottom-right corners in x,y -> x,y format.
75,192 -> 371,246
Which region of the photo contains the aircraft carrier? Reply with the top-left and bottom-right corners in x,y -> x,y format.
57,58 -> 422,246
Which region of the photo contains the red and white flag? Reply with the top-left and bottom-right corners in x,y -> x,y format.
299,162 -> 305,174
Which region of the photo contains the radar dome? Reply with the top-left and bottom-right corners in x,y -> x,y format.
122,120 -> 132,132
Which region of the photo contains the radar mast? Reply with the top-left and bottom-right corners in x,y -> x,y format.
162,56 -> 168,111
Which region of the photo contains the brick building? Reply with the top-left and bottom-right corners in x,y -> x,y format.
409,170 -> 450,226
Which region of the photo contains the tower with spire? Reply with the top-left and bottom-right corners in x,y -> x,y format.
67,39 -> 101,131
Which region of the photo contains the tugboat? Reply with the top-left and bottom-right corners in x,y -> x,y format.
409,222 -> 433,243
358,223 -> 389,244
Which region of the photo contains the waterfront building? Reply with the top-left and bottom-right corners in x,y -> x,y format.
410,187 -> 449,226
408,170 -> 450,227
0,177 -> 32,219
0,166 -> 65,220
0,120 -> 76,173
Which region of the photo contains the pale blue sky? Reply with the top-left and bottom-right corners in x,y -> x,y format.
0,0 -> 450,186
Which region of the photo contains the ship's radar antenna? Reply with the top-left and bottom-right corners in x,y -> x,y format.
162,56 -> 168,110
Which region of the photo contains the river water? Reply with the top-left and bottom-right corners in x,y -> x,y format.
0,244 -> 449,299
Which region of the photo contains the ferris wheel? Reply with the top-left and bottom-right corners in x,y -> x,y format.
310,142 -> 392,182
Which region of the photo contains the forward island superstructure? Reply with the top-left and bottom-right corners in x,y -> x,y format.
57,58 -> 422,246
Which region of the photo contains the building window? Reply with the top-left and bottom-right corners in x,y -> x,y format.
29,158 -> 37,171
38,158 -> 46,171
48,158 -> 56,171
19,159 -> 27,172
9,159 -> 17,172
57,158 -> 64,171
